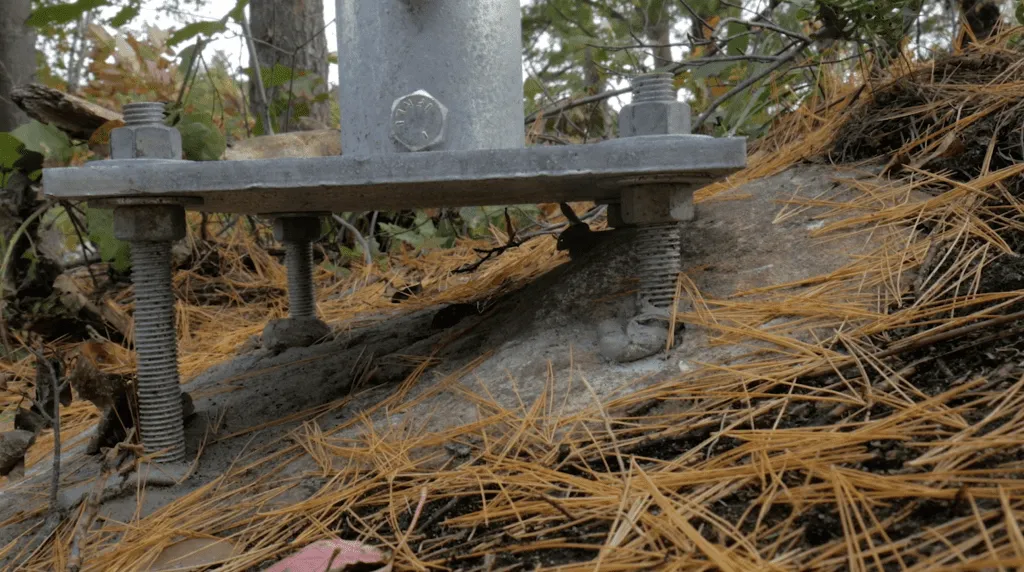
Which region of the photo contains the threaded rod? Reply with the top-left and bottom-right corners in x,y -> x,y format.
285,240 -> 316,318
130,241 -> 186,463
123,102 -> 167,126
635,223 -> 682,309
632,72 -> 677,104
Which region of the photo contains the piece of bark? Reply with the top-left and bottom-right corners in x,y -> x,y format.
53,274 -> 132,340
223,130 -> 340,160
11,83 -> 121,140
14,408 -> 49,434
0,430 -> 36,476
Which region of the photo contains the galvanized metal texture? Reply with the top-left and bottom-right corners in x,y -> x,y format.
112,102 -> 182,161
130,241 -> 187,463
122,102 -> 166,125
285,240 -> 316,319
619,73 -> 689,313
41,135 -> 746,214
634,223 -> 683,309
336,0 -> 524,156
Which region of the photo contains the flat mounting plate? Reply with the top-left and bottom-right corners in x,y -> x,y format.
42,135 -> 746,215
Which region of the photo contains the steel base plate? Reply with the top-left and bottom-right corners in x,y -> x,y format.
43,135 -> 746,215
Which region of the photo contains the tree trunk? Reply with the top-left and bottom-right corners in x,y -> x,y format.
644,1 -> 674,68
248,0 -> 331,133
0,0 -> 37,131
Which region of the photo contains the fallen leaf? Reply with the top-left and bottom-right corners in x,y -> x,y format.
144,537 -> 239,571
265,539 -> 390,572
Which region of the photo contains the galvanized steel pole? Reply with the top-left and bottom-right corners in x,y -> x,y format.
336,0 -> 525,155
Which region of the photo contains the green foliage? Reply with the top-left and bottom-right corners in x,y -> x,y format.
168,17 -> 230,47
11,121 -> 75,167
108,4 -> 140,27
175,113 -> 227,161
380,212 -> 454,250
27,0 -> 108,27
0,134 -> 42,186
84,206 -> 131,273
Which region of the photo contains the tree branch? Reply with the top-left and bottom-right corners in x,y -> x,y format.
332,214 -> 373,266
694,40 -> 809,130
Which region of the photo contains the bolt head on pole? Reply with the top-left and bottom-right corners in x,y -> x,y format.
390,90 -> 448,152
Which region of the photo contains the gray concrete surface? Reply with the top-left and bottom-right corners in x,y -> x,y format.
0,162 -> 907,564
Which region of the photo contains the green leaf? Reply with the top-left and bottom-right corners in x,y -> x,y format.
28,0 -> 108,27
177,115 -> 226,162
1017,0 -> 1024,25
85,206 -> 131,272
168,18 -> 228,47
380,223 -> 423,248
261,63 -> 299,89
0,133 -> 25,171
11,121 -> 73,165
690,60 -> 734,80
228,0 -> 250,22
726,22 -> 750,55
108,6 -> 139,27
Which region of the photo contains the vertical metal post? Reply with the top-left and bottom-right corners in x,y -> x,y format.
336,0 -> 525,156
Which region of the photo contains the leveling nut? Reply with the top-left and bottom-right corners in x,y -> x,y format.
110,124 -> 183,161
272,216 -> 322,243
618,100 -> 692,138
113,205 -> 186,242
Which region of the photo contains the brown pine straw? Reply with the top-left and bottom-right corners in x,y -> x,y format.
6,32 -> 1024,571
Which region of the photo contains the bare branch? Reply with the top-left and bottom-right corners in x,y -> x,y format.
694,40 -> 809,130
239,14 -> 274,135
332,214 -> 374,266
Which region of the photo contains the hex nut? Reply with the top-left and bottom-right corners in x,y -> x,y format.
390,90 -> 448,152
113,205 -> 187,242
619,100 -> 692,138
620,185 -> 696,225
272,216 -> 322,243
110,124 -> 183,160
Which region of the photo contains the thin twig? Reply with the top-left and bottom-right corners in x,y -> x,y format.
25,345 -> 66,519
59,200 -> 99,289
239,14 -> 274,135
332,214 -> 373,266
694,40 -> 809,130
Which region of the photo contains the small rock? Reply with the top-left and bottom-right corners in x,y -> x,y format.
261,317 -> 332,353
598,316 -> 671,363
0,430 -> 36,476
14,407 -> 49,434
444,442 -> 472,458
236,335 -> 261,355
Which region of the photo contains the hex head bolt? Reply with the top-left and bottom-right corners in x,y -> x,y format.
619,73 -> 688,311
111,102 -> 188,464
